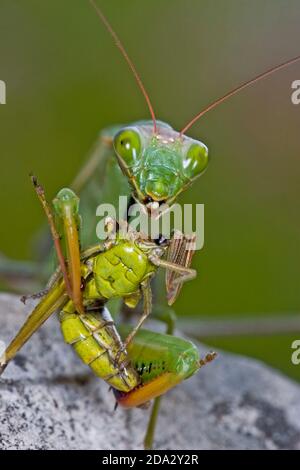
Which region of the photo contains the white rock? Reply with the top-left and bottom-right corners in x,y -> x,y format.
0,293 -> 300,450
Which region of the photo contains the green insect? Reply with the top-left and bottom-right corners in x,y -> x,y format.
0,0 -> 300,449
0,179 -> 215,449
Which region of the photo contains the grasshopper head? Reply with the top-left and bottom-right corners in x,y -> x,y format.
113,120 -> 209,210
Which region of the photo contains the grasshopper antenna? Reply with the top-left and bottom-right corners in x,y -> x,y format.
89,0 -> 157,133
180,54 -> 300,136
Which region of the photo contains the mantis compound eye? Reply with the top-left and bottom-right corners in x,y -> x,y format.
114,128 -> 141,168
183,142 -> 209,180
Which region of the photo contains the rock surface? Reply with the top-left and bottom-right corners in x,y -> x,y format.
0,293 -> 300,450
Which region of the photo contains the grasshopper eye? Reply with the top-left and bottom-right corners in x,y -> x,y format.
114,129 -> 141,167
183,142 -> 209,179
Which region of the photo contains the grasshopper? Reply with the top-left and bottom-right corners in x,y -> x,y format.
0,179 -> 215,449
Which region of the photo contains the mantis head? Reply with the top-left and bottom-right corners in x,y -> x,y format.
113,121 -> 209,209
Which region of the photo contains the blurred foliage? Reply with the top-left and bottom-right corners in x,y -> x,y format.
0,0 -> 300,380
203,333 -> 300,382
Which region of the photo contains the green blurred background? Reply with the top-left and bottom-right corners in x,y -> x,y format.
0,0 -> 300,380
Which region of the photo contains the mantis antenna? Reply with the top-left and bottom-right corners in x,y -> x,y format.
89,0 -> 157,133
180,54 -> 300,136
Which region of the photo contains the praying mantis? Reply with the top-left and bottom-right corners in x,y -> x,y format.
0,0 -> 300,449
